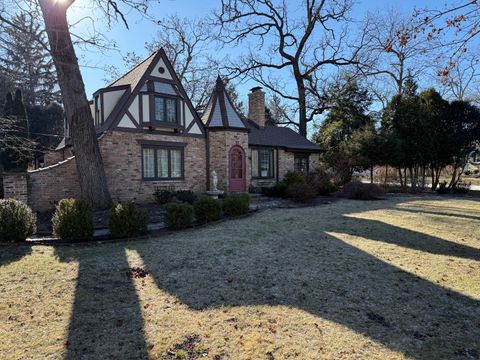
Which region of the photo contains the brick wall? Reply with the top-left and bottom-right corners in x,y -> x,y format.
208,130 -> 249,191
28,157 -> 81,211
99,130 -> 207,203
3,173 -> 28,204
43,148 -> 73,167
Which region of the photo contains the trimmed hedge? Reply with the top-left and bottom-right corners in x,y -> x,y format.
194,196 -> 222,223
109,201 -> 149,238
0,199 -> 36,242
165,202 -> 193,230
52,199 -> 94,240
223,193 -> 250,216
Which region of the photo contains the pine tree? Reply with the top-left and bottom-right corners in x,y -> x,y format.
0,12 -> 60,106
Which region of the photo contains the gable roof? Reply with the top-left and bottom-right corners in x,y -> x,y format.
202,76 -> 247,130
246,119 -> 322,152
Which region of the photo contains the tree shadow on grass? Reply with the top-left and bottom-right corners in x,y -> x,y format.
0,243 -> 31,267
128,198 -> 480,360
54,245 -> 149,360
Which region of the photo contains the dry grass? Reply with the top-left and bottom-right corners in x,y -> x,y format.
1,196 -> 479,360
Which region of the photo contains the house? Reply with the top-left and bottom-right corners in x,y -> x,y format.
2,49 -> 322,211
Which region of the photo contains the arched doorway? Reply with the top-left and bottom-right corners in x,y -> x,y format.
229,145 -> 246,192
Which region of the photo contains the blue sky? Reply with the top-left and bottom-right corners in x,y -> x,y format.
71,0 -> 445,99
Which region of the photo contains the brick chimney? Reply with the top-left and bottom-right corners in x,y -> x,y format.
248,87 -> 266,127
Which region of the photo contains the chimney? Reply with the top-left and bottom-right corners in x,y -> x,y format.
248,87 -> 266,127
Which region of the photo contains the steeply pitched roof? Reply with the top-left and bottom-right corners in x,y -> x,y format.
246,120 -> 322,152
202,76 -> 247,129
108,52 -> 157,89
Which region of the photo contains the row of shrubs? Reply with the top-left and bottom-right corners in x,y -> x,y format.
0,198 -> 149,242
264,169 -> 338,202
0,192 -> 251,242
165,193 -> 250,230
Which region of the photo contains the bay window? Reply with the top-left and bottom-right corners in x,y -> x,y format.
252,148 -> 274,178
142,146 -> 183,180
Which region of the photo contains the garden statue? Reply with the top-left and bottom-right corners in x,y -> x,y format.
212,170 -> 218,191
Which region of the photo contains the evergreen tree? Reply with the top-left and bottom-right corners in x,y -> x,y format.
0,90 -> 31,171
313,78 -> 375,183
0,12 -> 60,106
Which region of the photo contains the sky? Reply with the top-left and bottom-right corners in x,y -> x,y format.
70,0 -> 446,99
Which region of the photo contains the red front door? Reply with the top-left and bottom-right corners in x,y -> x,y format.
229,146 -> 246,192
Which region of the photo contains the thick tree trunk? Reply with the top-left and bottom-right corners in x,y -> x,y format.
39,1 -> 111,209
370,165 -> 374,184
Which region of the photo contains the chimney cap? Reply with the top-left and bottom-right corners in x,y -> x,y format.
250,86 -> 263,93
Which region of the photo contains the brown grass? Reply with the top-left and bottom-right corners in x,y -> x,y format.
1,195 -> 479,359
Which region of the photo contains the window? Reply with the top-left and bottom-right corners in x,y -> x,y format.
251,148 -> 274,178
294,154 -> 309,173
142,147 -> 183,180
94,95 -> 100,125
154,96 -> 177,123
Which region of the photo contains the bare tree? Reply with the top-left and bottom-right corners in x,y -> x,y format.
215,0 -> 363,137
436,51 -> 480,104
1,0 -> 157,208
361,10 -> 431,100
145,16 -> 220,111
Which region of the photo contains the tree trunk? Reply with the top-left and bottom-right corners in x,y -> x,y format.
297,78 -> 307,137
39,1 -> 111,209
370,165 -> 374,184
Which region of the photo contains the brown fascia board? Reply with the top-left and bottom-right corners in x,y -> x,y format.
92,84 -> 130,98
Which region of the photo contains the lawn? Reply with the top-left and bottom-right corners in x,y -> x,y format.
1,196 -> 479,360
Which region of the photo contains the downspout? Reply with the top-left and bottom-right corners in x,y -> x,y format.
276,147 -> 279,183
205,129 -> 210,191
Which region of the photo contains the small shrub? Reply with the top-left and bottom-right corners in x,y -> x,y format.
453,182 -> 470,194
174,190 -> 197,204
436,181 -> 450,194
474,169 -> 479,175
342,182 -> 385,200
109,201 -> 149,238
286,182 -> 317,203
267,182 -> 288,198
165,202 -> 193,230
283,171 -> 306,186
0,199 -> 36,242
153,189 -> 174,204
307,168 -> 337,195
194,196 -> 222,223
223,193 -> 250,216
464,170 -> 472,176
52,199 -> 94,240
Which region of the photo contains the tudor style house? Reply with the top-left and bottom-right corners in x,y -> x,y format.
3,49 -> 322,211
